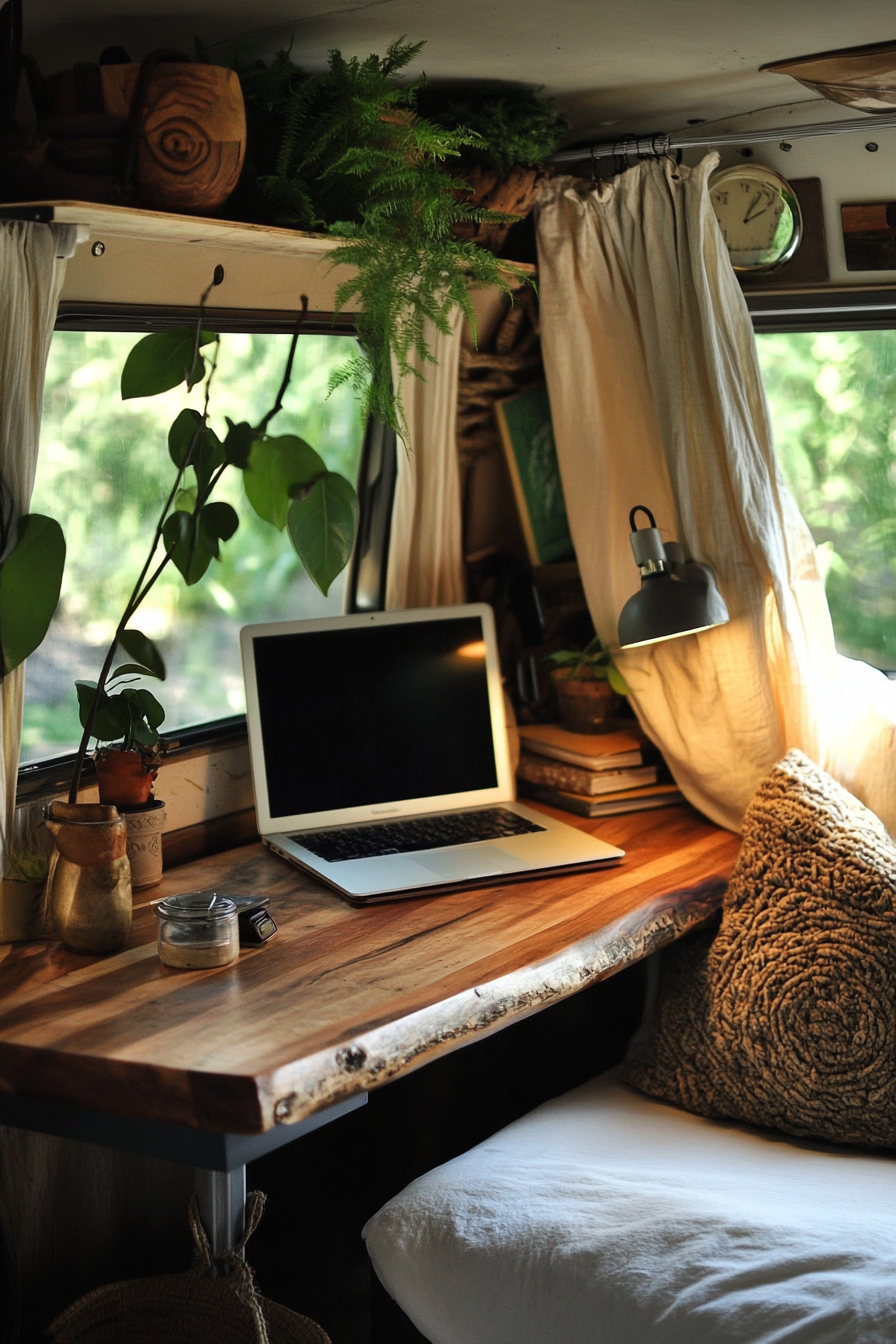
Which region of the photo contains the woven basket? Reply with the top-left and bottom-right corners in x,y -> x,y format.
48,1192 -> 330,1344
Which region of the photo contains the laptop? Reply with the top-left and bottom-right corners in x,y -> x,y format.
240,604 -> 624,904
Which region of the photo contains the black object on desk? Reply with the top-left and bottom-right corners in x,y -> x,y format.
239,905 -> 278,945
198,892 -> 279,946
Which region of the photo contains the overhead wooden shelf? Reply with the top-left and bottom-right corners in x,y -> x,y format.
0,200 -> 343,258
2,200 -> 533,313
1,200 -> 536,271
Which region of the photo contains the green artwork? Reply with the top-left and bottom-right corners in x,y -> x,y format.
496,383 -> 574,565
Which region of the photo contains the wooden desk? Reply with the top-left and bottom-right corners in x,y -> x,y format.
0,804 -> 739,1138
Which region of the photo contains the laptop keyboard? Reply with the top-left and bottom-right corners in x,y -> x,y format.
293,808 -> 545,863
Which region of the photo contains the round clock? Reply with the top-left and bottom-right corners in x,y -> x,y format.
708,164 -> 803,272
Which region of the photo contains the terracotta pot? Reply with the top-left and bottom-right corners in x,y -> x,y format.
122,799 -> 166,890
551,671 -> 620,734
43,802 -> 132,953
95,749 -> 158,808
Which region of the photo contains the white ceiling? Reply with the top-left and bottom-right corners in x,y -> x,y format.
23,0 -> 896,144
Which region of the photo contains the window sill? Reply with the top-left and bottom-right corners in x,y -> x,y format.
16,715 -> 248,805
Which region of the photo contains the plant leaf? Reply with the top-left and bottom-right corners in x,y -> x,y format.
110,664 -> 158,681
75,679 -> 99,728
118,629 -> 166,680
123,687 -> 166,731
162,511 -> 214,585
223,419 -> 256,469
128,720 -> 156,747
167,409 -> 224,490
244,435 -> 325,530
174,487 -> 197,514
607,663 -> 630,696
121,330 -> 215,400
0,514 -> 65,677
76,681 -> 133,742
168,408 -> 204,467
194,426 -> 225,492
198,501 -> 239,559
287,471 -> 358,595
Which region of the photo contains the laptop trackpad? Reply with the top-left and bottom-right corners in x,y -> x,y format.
413,847 -> 525,880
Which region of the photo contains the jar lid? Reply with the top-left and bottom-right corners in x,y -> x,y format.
155,891 -> 237,921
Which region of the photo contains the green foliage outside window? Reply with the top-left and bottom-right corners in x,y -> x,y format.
22,330 -> 365,763
756,330 -> 896,670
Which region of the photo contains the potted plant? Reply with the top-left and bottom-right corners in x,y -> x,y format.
77,631 -> 165,809
424,86 -> 568,253
544,636 -> 629,733
41,276 -> 359,943
229,38 -> 531,438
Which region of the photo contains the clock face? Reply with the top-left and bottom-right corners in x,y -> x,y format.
709,166 -> 802,272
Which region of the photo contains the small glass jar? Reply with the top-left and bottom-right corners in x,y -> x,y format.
155,891 -> 239,970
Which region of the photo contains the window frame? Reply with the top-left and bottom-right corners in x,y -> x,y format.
746,286 -> 896,334
748,285 -> 896,677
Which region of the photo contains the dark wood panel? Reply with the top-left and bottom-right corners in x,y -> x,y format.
0,1124 -> 194,1342
0,805 -> 740,1135
161,806 -> 258,868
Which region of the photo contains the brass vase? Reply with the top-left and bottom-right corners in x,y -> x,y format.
43,802 -> 132,953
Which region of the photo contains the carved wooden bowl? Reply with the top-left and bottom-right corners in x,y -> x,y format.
101,62 -> 246,213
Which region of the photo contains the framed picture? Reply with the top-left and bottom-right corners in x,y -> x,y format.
494,383 -> 574,566
841,202 -> 896,271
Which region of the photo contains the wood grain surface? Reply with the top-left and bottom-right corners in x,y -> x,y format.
0,805 -> 739,1135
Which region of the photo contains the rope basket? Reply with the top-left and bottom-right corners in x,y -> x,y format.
48,1192 -> 331,1344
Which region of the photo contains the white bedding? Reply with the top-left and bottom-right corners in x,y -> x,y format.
363,1070 -> 896,1343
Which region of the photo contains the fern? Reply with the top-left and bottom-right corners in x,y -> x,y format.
424,87 -> 568,175
232,38 -> 530,434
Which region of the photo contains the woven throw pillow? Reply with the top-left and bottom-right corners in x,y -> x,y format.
625,749 -> 896,1148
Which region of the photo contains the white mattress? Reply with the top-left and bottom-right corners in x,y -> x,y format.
363,1070 -> 896,1343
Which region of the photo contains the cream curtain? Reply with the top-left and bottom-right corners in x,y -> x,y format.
536,156 -> 896,834
0,222 -> 76,865
385,309 -> 466,610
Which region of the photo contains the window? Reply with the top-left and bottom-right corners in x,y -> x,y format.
23,326 -> 366,765
751,297 -> 896,676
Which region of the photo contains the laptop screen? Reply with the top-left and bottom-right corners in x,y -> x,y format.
250,614 -> 499,819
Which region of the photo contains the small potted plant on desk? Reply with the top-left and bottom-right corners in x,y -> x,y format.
77,632 -> 167,890
545,636 -> 630,733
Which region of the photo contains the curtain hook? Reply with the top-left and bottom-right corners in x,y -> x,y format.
663,140 -> 682,180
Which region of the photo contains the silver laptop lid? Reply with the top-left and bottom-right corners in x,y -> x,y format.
240,604 -> 513,835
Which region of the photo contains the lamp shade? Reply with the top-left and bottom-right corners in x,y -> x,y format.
619,573 -> 717,647
618,506 -> 730,649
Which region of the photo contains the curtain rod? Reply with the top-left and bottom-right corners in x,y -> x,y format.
549,108 -> 896,164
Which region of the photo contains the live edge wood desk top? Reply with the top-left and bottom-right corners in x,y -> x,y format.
0,805 -> 740,1138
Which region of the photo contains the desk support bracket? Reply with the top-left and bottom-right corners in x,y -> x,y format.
195,1166 -> 247,1256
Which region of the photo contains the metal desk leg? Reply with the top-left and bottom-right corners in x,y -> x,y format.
195,1166 -> 247,1255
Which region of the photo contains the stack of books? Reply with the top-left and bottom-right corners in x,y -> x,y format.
516,723 -> 684,818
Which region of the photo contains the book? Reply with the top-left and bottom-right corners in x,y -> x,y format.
517,722 -> 645,771
519,780 -> 685,818
517,750 -> 657,796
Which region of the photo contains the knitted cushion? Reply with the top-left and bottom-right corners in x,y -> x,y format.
625,750 -> 896,1148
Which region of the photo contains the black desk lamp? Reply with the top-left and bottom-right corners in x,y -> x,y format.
618,506 -> 730,649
